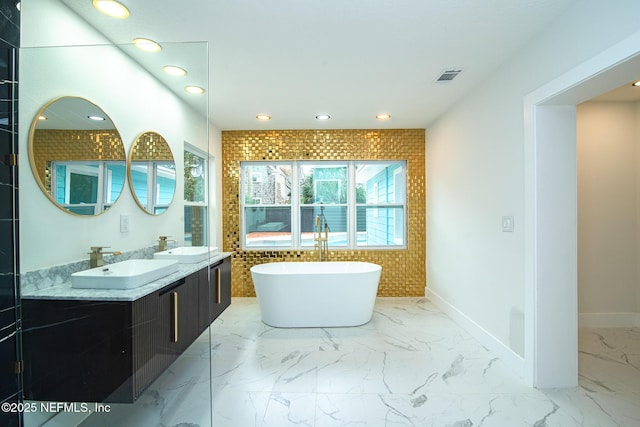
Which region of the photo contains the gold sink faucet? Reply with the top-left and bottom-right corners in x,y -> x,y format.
89,246 -> 121,268
158,236 -> 176,252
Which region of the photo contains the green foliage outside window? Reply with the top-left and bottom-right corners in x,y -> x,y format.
184,151 -> 205,203
300,174 -> 366,203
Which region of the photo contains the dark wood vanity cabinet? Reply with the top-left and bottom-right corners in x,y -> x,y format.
195,256 -> 232,330
157,277 -> 200,357
22,256 -> 231,403
22,299 -> 134,403
209,257 -> 232,322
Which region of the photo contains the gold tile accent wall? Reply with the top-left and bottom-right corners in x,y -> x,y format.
129,132 -> 174,161
222,129 -> 425,297
32,129 -> 125,186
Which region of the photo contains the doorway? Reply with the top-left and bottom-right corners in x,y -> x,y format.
524,33 -> 640,388
575,95 -> 640,399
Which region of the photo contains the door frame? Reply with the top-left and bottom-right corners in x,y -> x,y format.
523,31 -> 640,387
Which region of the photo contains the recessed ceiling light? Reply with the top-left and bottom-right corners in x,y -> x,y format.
38,115 -> 47,121
184,85 -> 205,95
256,114 -> 271,121
632,81 -> 640,87
162,65 -> 187,76
88,115 -> 106,121
375,113 -> 391,120
92,0 -> 130,19
133,38 -> 161,52
315,114 -> 331,121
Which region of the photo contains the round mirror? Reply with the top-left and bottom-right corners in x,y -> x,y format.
127,131 -> 176,215
28,97 -> 126,216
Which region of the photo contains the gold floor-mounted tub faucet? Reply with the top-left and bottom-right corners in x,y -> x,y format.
314,215 -> 329,261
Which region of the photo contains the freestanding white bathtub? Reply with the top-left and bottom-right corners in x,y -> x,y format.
251,261 -> 382,327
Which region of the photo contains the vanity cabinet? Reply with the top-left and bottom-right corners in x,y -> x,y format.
22,299 -> 134,403
207,257 -> 232,323
195,256 -> 232,330
22,256 -> 231,403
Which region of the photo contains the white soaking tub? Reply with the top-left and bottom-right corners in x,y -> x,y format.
250,261 -> 382,327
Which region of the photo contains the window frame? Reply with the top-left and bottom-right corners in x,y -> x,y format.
240,160 -> 407,250
393,167 -> 405,245
184,144 -> 209,246
50,160 -> 126,215
298,161 -> 349,248
129,160 -> 176,214
354,161 -> 407,248
241,161 -> 294,249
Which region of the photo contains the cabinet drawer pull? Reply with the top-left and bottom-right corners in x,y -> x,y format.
171,291 -> 178,343
216,268 -> 221,304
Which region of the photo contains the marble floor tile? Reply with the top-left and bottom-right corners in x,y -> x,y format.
77,298 -> 639,426
578,327 -> 640,395
543,387 -> 640,427
82,353 -> 213,427
262,392 -> 317,426
212,391 -> 271,426
315,392 -> 583,427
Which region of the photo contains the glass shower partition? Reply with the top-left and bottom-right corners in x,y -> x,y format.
19,39 -> 214,426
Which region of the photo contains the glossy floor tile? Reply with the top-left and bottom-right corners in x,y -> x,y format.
81,298 -> 640,426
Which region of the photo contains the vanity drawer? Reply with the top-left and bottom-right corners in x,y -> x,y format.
22,256 -> 232,403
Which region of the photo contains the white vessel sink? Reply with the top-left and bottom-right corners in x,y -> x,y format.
71,259 -> 179,290
153,246 -> 219,264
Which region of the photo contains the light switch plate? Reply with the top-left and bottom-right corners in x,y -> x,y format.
120,213 -> 130,233
502,215 -> 514,232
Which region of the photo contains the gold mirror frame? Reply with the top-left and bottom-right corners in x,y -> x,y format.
28,96 -> 126,216
127,131 -> 176,215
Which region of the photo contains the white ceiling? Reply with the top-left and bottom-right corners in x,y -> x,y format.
35,96 -> 118,130
590,82 -> 640,102
56,0 -> 583,130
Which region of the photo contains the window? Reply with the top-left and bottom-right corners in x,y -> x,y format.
299,163 -> 347,247
129,161 -> 176,214
241,160 -> 406,249
184,145 -> 208,246
242,163 -> 292,247
355,162 -> 406,247
50,160 -> 125,215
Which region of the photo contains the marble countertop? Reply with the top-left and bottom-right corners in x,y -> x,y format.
22,252 -> 232,302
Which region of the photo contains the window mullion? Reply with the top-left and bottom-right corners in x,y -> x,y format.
149,161 -> 157,212
239,165 -> 246,248
291,162 -> 300,249
96,162 -> 106,213
347,161 -> 355,249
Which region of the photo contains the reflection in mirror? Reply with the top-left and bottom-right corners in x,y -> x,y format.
28,97 -> 126,215
128,131 -> 176,215
184,146 -> 208,245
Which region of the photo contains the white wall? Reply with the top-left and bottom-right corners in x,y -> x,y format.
20,0 -> 210,271
426,0 -> 640,369
577,101 -> 639,323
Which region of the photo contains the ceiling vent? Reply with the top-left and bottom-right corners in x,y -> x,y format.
435,68 -> 462,83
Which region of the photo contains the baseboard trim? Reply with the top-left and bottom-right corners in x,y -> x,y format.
578,312 -> 640,328
425,287 -> 525,378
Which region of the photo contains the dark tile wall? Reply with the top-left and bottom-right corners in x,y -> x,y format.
0,1 -> 20,426
0,0 -> 18,47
